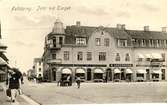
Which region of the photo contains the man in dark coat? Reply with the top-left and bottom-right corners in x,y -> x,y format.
6,68 -> 23,102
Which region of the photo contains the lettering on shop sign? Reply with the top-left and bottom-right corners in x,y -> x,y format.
109,64 -> 133,67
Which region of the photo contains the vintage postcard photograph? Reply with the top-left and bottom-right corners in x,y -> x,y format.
0,0 -> 167,105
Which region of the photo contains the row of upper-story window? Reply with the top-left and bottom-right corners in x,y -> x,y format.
117,39 -> 167,47
76,37 -> 110,46
52,51 -> 130,62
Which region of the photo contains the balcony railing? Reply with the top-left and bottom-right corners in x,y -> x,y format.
47,59 -> 62,64
48,44 -> 61,49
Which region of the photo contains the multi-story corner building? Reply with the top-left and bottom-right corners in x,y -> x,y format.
0,22 -> 8,82
33,58 -> 43,78
42,19 -> 167,82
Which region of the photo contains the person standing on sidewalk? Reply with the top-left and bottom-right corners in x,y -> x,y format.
6,68 -> 23,103
76,76 -> 81,89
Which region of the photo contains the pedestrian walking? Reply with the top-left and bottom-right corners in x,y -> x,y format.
6,68 -> 23,103
76,76 -> 81,89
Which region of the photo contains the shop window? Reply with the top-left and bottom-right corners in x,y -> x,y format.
64,51 -> 70,60
146,58 -> 151,61
99,52 -> 106,61
138,58 -> 143,62
125,53 -> 130,61
115,53 -> 120,61
87,52 -> 92,61
95,38 -> 101,46
152,74 -> 159,79
77,52 -> 83,61
104,38 -> 110,46
136,74 -> 144,77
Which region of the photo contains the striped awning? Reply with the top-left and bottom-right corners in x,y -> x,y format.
114,68 -> 121,73
152,70 -> 162,74
136,69 -> 147,74
94,69 -> 104,73
137,54 -> 145,58
0,57 -> 7,65
125,69 -> 133,74
62,68 -> 72,74
76,68 -> 85,74
151,53 -> 162,59
145,54 -> 152,58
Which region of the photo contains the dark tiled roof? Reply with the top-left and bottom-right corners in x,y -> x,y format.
49,25 -> 167,44
126,30 -> 167,39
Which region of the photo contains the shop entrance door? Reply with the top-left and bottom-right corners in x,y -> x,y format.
162,69 -> 165,80
52,69 -> 56,81
146,69 -> 150,81
87,68 -> 91,81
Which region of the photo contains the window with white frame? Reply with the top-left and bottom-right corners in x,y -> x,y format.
125,53 -> 130,61
64,51 -> 70,60
115,53 -> 120,61
95,38 -> 101,46
104,38 -> 110,46
76,38 -> 86,45
99,52 -> 106,61
77,52 -> 83,61
87,52 -> 92,61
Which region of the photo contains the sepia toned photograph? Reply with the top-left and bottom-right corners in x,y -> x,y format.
0,0 -> 167,104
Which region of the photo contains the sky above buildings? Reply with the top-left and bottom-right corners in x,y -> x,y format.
0,0 -> 167,72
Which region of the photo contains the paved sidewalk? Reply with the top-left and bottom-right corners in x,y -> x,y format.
0,82 -> 40,105
0,82 -> 11,105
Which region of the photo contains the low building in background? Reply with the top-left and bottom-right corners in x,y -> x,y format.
42,19 -> 167,82
33,58 -> 43,79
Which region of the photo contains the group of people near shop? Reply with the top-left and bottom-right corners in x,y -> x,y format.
57,74 -> 81,88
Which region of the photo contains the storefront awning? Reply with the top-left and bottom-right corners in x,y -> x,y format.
126,69 -> 133,74
151,53 -> 162,59
145,54 -> 152,58
114,68 -> 121,73
76,68 -> 85,74
0,57 -> 7,65
94,69 -> 104,74
136,69 -> 147,74
0,70 -> 5,74
138,54 -> 145,58
152,70 -> 162,74
62,68 -> 72,74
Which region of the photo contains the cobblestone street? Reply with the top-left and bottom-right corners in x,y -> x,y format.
22,78 -> 167,104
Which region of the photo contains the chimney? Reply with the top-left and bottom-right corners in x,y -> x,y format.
76,21 -> 81,27
117,24 -> 122,29
162,27 -> 166,33
144,26 -> 149,31
121,24 -> 126,30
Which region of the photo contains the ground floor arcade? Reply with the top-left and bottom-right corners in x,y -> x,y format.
43,65 -> 167,82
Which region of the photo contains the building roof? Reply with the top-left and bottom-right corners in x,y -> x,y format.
64,25 -> 167,42
126,30 -> 167,39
